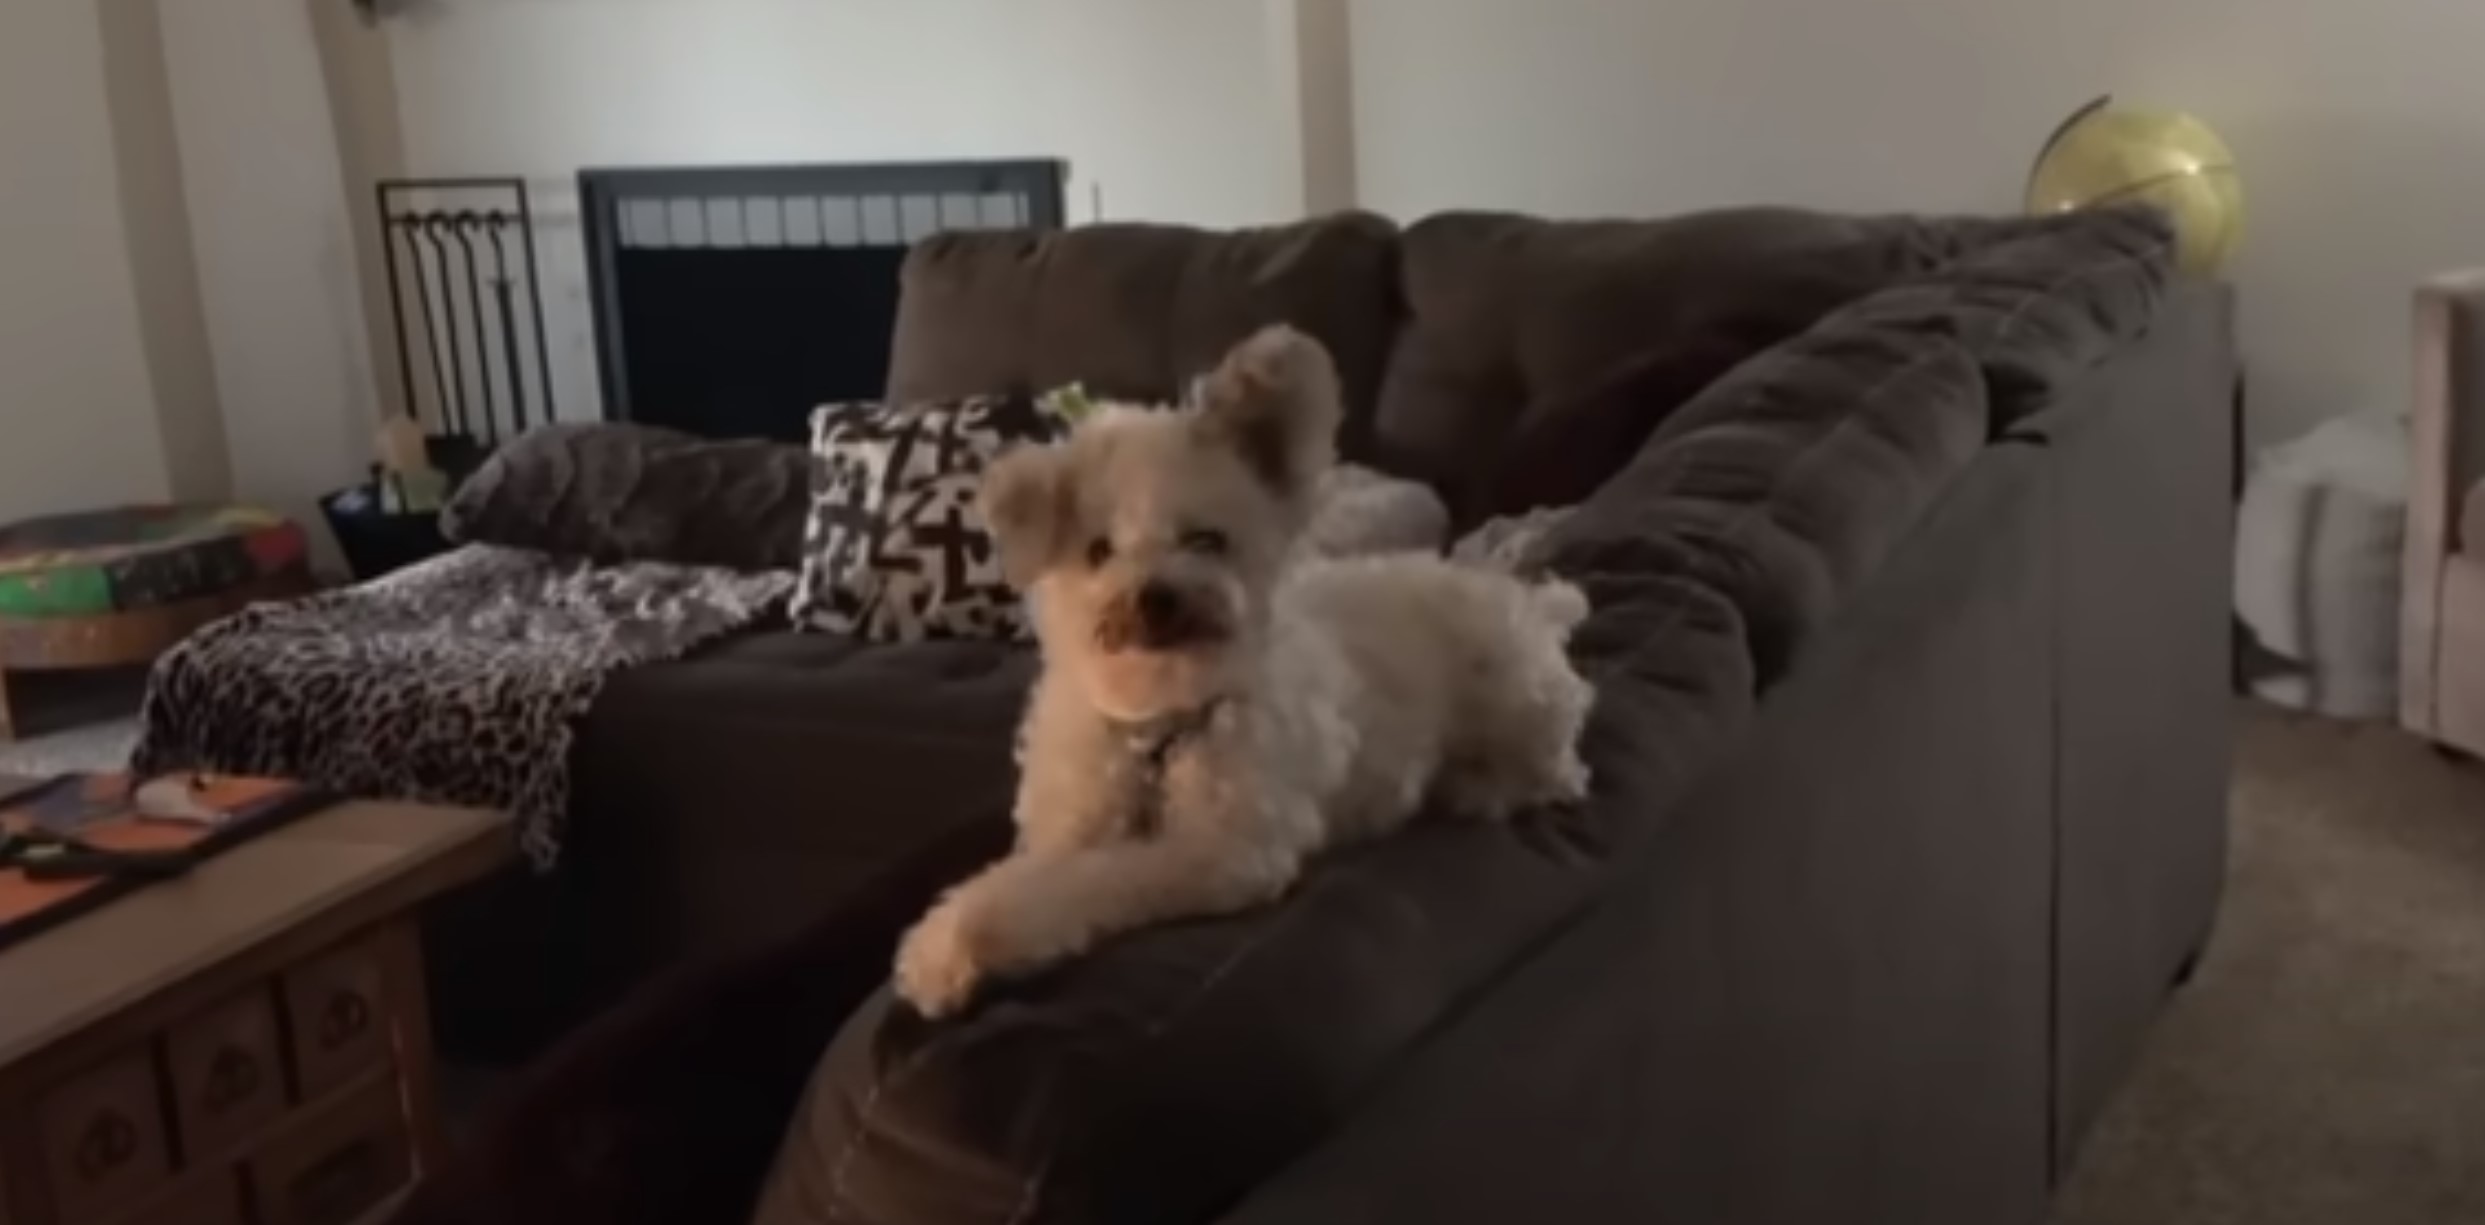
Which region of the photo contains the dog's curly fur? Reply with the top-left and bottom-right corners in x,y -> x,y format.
893,326 -> 1596,1018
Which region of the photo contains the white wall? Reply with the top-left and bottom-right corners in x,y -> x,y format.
99,0 -> 234,507
160,0 -> 385,538
385,0 -> 1295,420
1350,0 -> 2485,450
0,0 -> 175,520
375,0 -> 2474,447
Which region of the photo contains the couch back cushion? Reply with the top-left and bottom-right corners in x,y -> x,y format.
1376,208 -> 2064,525
885,213 -> 1402,461
1541,206 -> 2176,683
1832,206 -> 2178,432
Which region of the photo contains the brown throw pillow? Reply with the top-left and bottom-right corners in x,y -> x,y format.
441,423 -> 812,571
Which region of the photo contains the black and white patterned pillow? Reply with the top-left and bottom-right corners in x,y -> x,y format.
790,393 -> 1068,642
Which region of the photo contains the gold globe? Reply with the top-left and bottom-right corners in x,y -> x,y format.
2027,96 -> 2242,276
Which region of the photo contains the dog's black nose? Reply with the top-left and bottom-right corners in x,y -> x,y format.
1136,581 -> 1181,631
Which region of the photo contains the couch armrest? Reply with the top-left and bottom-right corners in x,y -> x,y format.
2402,271 -> 2485,735
391,818 -> 1008,1225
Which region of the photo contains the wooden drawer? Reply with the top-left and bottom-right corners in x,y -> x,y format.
280,936 -> 389,1101
35,1050 -> 173,1225
242,1076 -> 411,1225
97,1165 -> 245,1225
164,988 -> 287,1163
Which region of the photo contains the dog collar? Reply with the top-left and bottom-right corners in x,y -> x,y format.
1119,698 -> 1225,771
1116,698 -> 1225,837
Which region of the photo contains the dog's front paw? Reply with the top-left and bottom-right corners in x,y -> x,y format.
894,898 -> 986,1019
1551,751 -> 1592,805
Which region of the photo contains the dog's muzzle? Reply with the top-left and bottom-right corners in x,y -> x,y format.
1097,581 -> 1224,653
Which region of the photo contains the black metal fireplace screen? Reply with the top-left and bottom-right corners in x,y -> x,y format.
576,159 -> 1068,441
376,177 -> 557,470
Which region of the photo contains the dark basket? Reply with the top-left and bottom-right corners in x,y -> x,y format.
321,495 -> 452,583
320,432 -> 485,582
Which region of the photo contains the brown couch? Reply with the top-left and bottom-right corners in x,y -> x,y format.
2402,271 -> 2485,755
401,204 -> 2235,1225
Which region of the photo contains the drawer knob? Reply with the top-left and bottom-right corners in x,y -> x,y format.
317,991 -> 372,1050
73,1110 -> 140,1181
204,1044 -> 263,1114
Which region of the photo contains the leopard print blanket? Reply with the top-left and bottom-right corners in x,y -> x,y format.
133,545 -> 794,868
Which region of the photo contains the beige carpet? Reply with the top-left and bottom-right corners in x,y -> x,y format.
0,667 -> 144,776
2053,704 -> 2485,1224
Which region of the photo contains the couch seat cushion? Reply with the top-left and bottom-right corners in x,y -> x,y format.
884,213 -> 1402,463
567,631 -> 1036,965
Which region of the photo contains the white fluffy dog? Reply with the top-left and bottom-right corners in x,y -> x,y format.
893,326 -> 1595,1018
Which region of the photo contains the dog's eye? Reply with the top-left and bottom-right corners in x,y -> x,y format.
1085,536 -> 1114,568
1179,528 -> 1229,556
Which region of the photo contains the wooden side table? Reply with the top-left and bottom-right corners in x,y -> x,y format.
0,790 -> 513,1225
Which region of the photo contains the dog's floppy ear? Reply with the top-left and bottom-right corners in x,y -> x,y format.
978,443 -> 1072,589
1195,325 -> 1342,503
